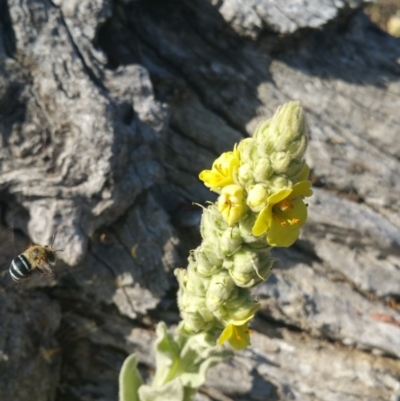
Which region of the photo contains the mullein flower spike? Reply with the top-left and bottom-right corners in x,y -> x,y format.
118,101 -> 312,401
180,101 -> 312,349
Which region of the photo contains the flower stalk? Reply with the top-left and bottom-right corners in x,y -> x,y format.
119,101 -> 312,401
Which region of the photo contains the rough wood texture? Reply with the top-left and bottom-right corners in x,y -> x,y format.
1,0 -> 400,400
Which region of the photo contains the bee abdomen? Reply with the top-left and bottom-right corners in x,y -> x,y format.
9,255 -> 32,282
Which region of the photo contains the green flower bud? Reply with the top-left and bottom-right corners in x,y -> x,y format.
194,242 -> 223,277
186,259 -> 211,297
287,134 -> 307,160
289,162 -> 310,183
267,101 -> 307,158
253,118 -> 272,141
200,205 -> 228,241
238,213 -> 266,245
237,163 -> 255,186
180,298 -> 216,333
256,139 -> 274,158
219,226 -> 243,256
224,297 -> 261,325
223,247 -> 273,288
238,137 -> 257,163
176,269 -> 215,333
212,288 -> 252,321
247,184 -> 269,212
285,159 -> 306,179
253,157 -> 273,182
269,175 -> 290,192
270,151 -> 292,174
206,271 -> 237,312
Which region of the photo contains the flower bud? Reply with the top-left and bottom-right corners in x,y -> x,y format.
285,159 -> 306,180
219,226 -> 243,256
269,175 -> 290,192
224,297 -> 261,325
237,163 -> 254,186
287,134 -> 307,161
200,205 -> 228,241
267,101 -> 307,159
290,162 -> 310,183
217,185 -> 247,226
238,138 -> 257,163
253,118 -> 272,141
206,271 -> 237,312
255,139 -> 274,158
175,267 -> 188,293
194,242 -> 223,277
224,247 -> 273,288
253,157 -> 273,182
270,151 -> 292,174
238,213 -> 266,245
213,288 -> 254,323
186,260 -> 211,297
179,294 -> 216,333
247,184 -> 269,212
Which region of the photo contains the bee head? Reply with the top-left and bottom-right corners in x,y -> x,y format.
44,246 -> 57,263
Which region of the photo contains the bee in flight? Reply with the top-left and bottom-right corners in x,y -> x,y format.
9,236 -> 60,282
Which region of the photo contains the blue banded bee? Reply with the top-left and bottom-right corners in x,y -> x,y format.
9,236 -> 59,282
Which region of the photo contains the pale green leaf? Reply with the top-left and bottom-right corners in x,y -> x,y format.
139,378 -> 184,401
119,354 -> 143,401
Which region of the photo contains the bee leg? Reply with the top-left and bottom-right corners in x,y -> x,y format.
38,263 -> 53,277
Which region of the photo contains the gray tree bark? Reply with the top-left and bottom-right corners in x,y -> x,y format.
1,0 -> 400,400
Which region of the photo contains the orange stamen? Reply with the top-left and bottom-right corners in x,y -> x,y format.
233,326 -> 242,340
278,200 -> 293,211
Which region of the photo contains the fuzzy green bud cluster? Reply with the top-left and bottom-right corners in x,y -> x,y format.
178,101 -> 312,349
176,203 -> 271,338
239,101 -> 308,197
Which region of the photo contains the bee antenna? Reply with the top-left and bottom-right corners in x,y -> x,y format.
55,249 -> 64,253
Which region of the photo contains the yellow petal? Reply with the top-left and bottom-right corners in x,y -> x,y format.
267,188 -> 292,205
290,198 -> 308,223
228,324 -> 251,350
217,324 -> 234,346
199,170 -> 221,187
289,181 -> 313,199
218,323 -> 251,350
199,151 -> 239,191
252,205 -> 273,236
267,223 -> 300,247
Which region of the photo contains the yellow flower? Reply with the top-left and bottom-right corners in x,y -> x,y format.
217,185 -> 247,226
252,181 -> 312,247
217,312 -> 255,350
199,146 -> 239,192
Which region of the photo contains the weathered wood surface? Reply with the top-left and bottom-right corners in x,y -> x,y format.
1,0 -> 400,400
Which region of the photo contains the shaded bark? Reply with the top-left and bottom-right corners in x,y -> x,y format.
1,0 -> 400,400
